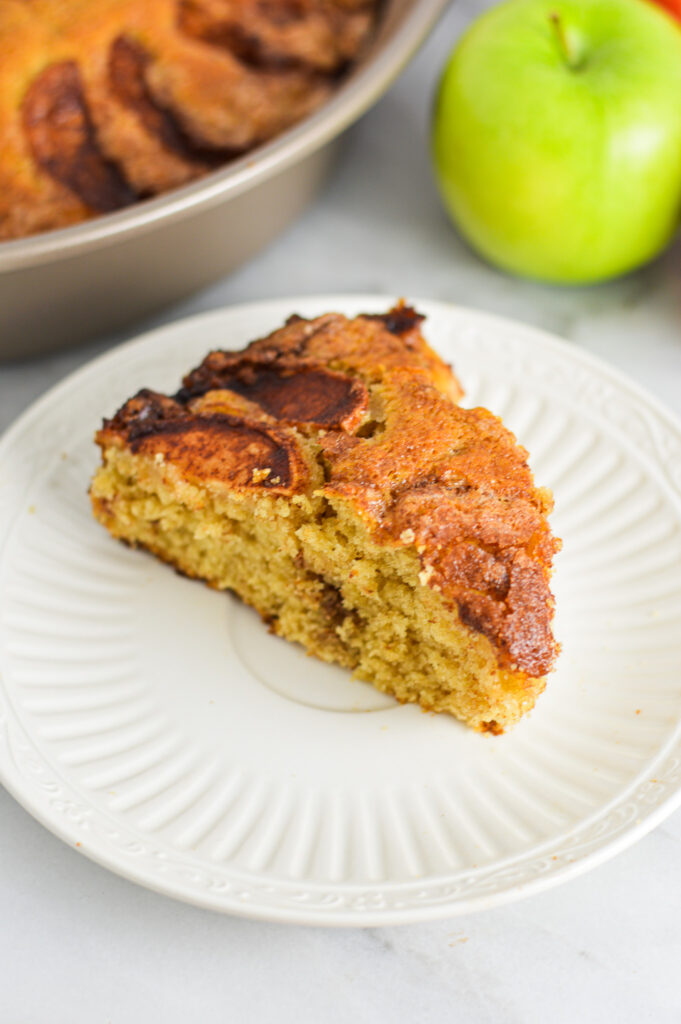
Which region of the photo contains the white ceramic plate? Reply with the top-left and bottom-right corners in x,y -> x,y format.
2,296 -> 681,925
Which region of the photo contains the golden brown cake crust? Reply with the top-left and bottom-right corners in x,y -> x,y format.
97,304 -> 560,678
0,0 -> 379,240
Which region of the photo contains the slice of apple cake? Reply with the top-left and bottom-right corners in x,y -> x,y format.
91,304 -> 560,731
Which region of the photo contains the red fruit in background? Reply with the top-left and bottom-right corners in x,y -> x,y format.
652,0 -> 681,20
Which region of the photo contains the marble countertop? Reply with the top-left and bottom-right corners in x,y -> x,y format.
2,1 -> 681,1020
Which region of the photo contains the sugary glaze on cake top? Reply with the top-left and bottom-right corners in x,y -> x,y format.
0,0 -> 379,240
97,305 -> 560,677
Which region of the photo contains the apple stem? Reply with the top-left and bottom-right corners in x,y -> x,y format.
549,11 -> 578,69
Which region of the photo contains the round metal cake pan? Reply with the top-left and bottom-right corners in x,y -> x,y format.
0,0 -> 449,360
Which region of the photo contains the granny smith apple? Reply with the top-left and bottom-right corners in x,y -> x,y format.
432,0 -> 681,283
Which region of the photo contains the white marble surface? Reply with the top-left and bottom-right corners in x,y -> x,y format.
2,1 -> 681,1020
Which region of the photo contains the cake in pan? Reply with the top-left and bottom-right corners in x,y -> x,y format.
91,305 -> 560,732
0,0 -> 380,240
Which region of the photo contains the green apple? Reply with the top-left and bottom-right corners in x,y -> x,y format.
431,0 -> 681,283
